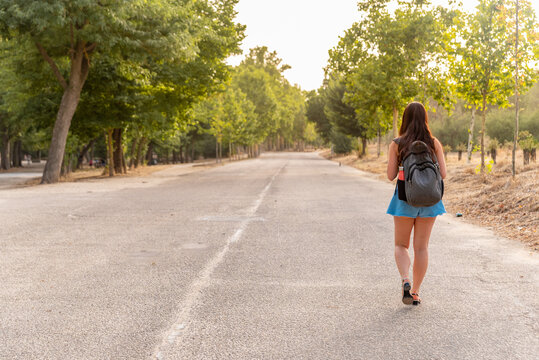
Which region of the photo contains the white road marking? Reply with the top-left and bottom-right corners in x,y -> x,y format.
196,215 -> 266,222
153,163 -> 286,359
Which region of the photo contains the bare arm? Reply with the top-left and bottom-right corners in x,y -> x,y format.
434,138 -> 447,179
387,141 -> 399,181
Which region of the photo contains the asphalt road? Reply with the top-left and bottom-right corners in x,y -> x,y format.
0,162 -> 45,190
0,152 -> 537,359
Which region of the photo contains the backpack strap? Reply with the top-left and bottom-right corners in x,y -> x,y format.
397,138 -> 440,165
431,150 -> 439,165
393,138 -> 402,165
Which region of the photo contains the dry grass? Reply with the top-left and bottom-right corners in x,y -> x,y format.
322,145 -> 538,250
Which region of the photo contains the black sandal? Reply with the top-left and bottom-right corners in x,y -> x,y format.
402,278 -> 413,305
412,292 -> 421,306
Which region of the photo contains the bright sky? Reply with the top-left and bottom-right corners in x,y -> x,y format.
227,0 -> 539,91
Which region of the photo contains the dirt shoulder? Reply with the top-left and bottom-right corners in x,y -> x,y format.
321,146 -> 538,250
0,159 -> 226,190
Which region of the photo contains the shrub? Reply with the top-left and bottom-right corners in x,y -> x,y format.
519,131 -> 538,165
330,129 -> 353,154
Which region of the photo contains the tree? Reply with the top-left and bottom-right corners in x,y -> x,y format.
306,89 -> 332,144
508,0 -> 539,175
0,0 -> 216,183
0,0 -> 246,178
0,38 -> 58,170
324,77 -> 370,157
449,0 -> 538,173
329,0 -> 455,139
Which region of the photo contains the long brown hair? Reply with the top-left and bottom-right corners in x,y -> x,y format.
397,102 -> 435,163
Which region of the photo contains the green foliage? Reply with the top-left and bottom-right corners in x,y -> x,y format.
305,90 -> 331,143
520,110 -> 539,139
447,0 -> 536,110
519,130 -> 538,150
324,78 -> 361,138
330,128 -> 353,154
429,103 -> 473,148
328,0 -> 458,138
190,46 -> 308,154
488,138 -> 500,152
486,109 -> 514,143
303,122 -> 321,146
485,85 -> 539,144
0,0 -> 246,172
476,160 -> 494,174
519,83 -> 539,138
322,0 -> 537,177
448,0 -> 539,172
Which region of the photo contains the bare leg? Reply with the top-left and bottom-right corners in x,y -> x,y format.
411,217 -> 436,294
394,216 -> 415,280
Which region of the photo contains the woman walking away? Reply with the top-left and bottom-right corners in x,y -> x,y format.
386,102 -> 447,306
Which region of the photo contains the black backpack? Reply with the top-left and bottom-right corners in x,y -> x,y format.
395,138 -> 444,207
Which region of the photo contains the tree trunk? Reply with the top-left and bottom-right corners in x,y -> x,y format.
216,138 -> 219,163
122,150 -> 127,174
129,137 -> 137,169
491,148 -> 497,164
392,101 -> 399,138
12,140 -> 22,168
85,144 -> 92,164
377,128 -> 381,158
67,153 -> 74,175
106,129 -> 114,177
480,95 -> 487,173
179,145 -> 185,164
146,141 -> 154,165
458,151 -> 462,161
1,131 -> 11,171
531,148 -> 536,162
135,137 -> 146,168
10,141 -> 16,168
361,137 -> 367,157
523,150 -> 530,165
77,139 -> 95,169
512,0 -> 520,177
112,128 -> 124,174
467,105 -> 476,163
41,43 -> 90,184
16,140 -> 23,167
18,140 -> 23,167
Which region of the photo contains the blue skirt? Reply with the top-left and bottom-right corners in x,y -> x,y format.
386,188 -> 446,218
